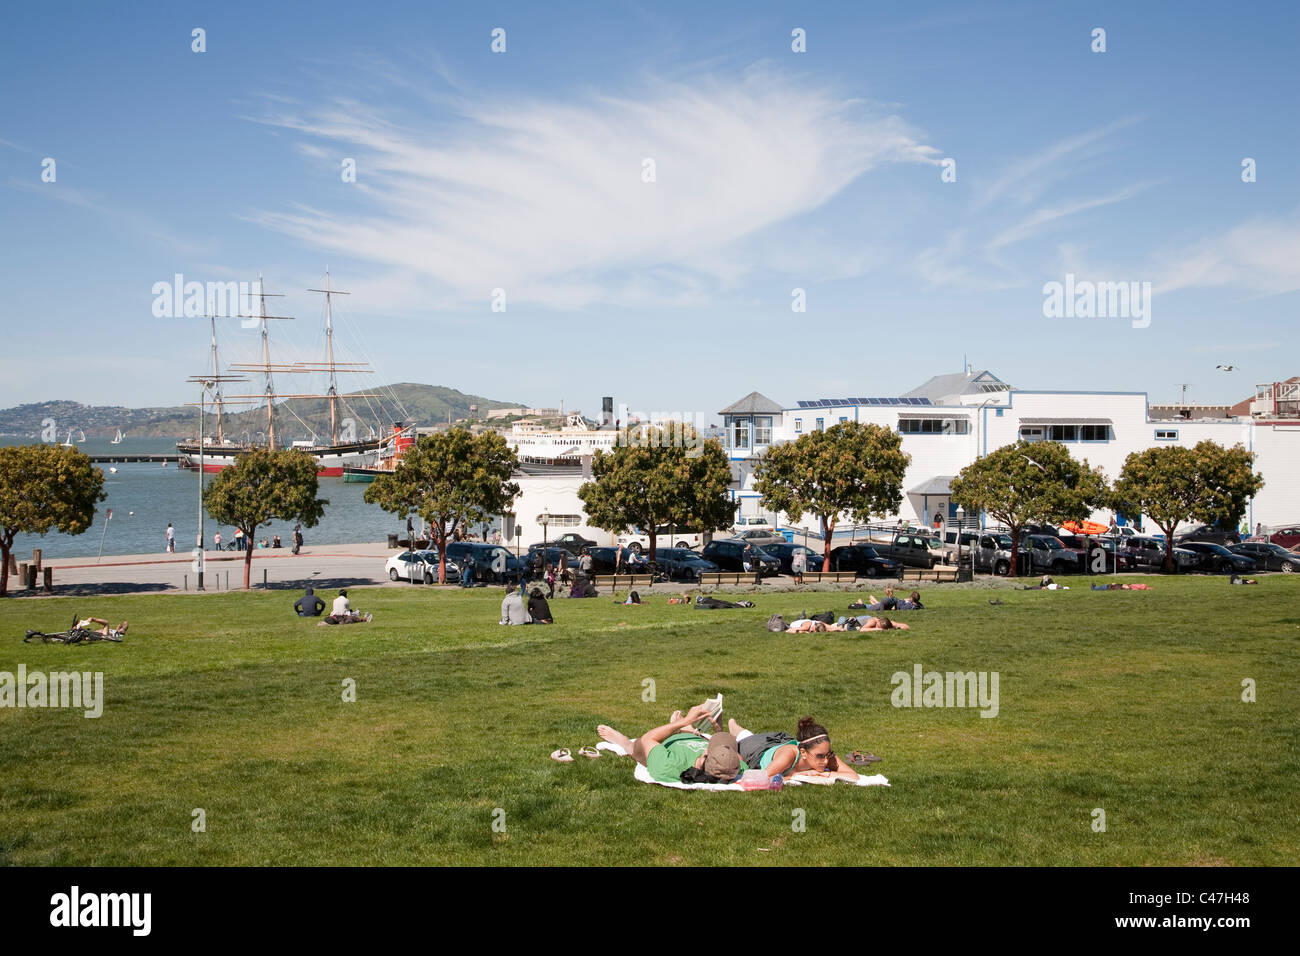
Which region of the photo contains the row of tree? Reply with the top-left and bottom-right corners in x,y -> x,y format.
0,423 -> 1265,595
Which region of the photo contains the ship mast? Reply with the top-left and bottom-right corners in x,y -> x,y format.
307,270 -> 350,447
209,316 -> 225,443
227,275 -> 293,449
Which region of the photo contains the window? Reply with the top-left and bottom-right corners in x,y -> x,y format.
899,418 -> 970,435
815,417 -> 824,431
1155,428 -> 1178,441
995,408 -> 1004,417
1019,426 -> 1044,442
794,418 -> 803,434
1048,425 -> 1077,441
755,417 -> 773,445
1080,424 -> 1109,441
731,420 -> 750,449
550,514 -> 581,527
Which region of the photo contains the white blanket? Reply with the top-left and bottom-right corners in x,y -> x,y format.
596,742 -> 889,790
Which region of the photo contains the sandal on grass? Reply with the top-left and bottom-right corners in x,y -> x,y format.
844,750 -> 882,766
577,746 -> 600,759
550,748 -> 574,763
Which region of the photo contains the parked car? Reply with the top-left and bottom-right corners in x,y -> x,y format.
1267,525 -> 1300,550
1178,541 -> 1257,573
763,542 -> 823,575
731,528 -> 787,547
1175,525 -> 1242,547
385,549 -> 458,583
1017,535 -> 1088,575
862,532 -> 944,569
616,525 -> 704,552
651,547 -> 719,582
585,546 -> 650,574
539,533 -> 599,555
1123,536 -> 1202,571
700,539 -> 781,577
1229,541 -> 1300,572
524,546 -> 572,574
444,542 -> 527,583
828,545 -> 902,578
732,517 -> 776,532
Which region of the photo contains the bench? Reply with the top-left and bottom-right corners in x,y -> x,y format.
698,571 -> 759,587
798,571 -> 858,584
590,573 -> 654,593
901,565 -> 960,583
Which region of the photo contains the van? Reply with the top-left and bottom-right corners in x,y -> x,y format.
616,525 -> 704,553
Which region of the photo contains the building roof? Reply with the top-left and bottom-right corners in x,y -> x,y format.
901,368 -> 1012,405
908,476 -> 954,496
1019,417 -> 1113,425
719,391 -> 784,415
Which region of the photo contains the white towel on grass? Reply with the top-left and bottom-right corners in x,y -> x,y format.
597,742 -> 889,789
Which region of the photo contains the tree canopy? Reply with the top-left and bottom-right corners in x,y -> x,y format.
0,444 -> 106,596
753,422 -> 910,570
203,448 -> 328,588
364,429 -> 520,582
1112,440 -> 1264,570
578,425 -> 733,562
949,440 -> 1109,575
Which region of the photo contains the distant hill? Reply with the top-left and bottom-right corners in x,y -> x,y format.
0,384 -> 522,440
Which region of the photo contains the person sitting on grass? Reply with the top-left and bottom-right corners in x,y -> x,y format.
322,590 -> 371,624
730,715 -> 860,783
597,703 -> 744,784
76,617 -> 129,639
500,585 -> 530,625
294,586 -> 326,617
527,588 -> 553,624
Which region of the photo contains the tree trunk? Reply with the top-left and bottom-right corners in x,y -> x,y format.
1160,521 -> 1176,572
821,515 -> 834,572
1009,525 -> 1021,577
0,535 -> 10,597
436,526 -> 448,584
649,530 -> 659,564
243,524 -> 256,589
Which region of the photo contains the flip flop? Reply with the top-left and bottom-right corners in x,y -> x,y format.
844,750 -> 882,765
550,748 -> 574,762
577,746 -> 600,759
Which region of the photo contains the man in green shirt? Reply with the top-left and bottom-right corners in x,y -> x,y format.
598,703 -> 744,784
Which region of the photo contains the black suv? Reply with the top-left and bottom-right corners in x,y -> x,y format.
444,542 -> 527,583
1175,525 -> 1242,547
828,545 -> 901,578
652,547 -> 719,582
700,539 -> 780,577
585,546 -> 650,574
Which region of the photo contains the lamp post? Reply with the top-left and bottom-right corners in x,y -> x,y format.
514,527 -> 522,558
539,510 -> 551,551
956,505 -> 967,581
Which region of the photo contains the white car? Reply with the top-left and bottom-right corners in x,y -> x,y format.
385,549 -> 458,583
616,525 -> 704,553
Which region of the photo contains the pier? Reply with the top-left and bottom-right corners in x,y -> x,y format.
87,453 -> 184,464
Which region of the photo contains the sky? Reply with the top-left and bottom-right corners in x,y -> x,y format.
1,0 -> 1297,421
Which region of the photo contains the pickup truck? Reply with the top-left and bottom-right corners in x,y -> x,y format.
861,532 -> 945,570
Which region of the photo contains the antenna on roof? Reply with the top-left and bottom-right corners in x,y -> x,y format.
1176,383 -> 1190,404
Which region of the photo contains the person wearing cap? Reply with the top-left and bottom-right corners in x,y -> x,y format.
597,704 -> 746,784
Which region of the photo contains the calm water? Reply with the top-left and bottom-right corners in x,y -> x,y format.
2,437 -> 408,559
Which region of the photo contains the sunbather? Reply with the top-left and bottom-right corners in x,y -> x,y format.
76,617 -> 129,639
597,703 -> 744,784
730,715 -> 859,782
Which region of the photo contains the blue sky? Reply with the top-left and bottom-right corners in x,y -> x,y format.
2,0 -> 1297,419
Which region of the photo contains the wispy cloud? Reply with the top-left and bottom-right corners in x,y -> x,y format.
1153,216 -> 1300,296
246,70 -> 941,309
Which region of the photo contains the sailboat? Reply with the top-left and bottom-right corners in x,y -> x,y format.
175,273 -> 398,475
61,428 -> 85,447
111,428 -> 123,444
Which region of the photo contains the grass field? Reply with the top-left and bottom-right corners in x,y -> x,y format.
1,576 -> 1297,866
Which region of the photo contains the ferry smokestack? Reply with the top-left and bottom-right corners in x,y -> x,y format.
602,396 -> 613,427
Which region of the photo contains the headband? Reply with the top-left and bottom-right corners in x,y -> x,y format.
799,733 -> 828,746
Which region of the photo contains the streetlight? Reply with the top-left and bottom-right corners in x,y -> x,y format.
538,510 -> 551,550
956,505 -> 967,581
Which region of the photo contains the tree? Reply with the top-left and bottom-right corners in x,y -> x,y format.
1112,441 -> 1264,571
753,422 -> 910,571
949,440 -> 1108,576
578,425 -> 733,563
0,444 -> 106,597
204,449 -> 328,589
364,429 -> 519,583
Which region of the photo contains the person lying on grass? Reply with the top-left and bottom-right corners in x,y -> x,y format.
730,715 -> 859,783
76,617 -> 129,639
786,616 -> 909,632
854,589 -> 923,611
598,704 -> 744,784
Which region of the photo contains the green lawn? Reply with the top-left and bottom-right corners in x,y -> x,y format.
2,576 -> 1297,866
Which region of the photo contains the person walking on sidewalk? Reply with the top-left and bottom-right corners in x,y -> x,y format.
165,523 -> 175,553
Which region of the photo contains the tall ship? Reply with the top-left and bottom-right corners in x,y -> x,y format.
178,274 -> 400,476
